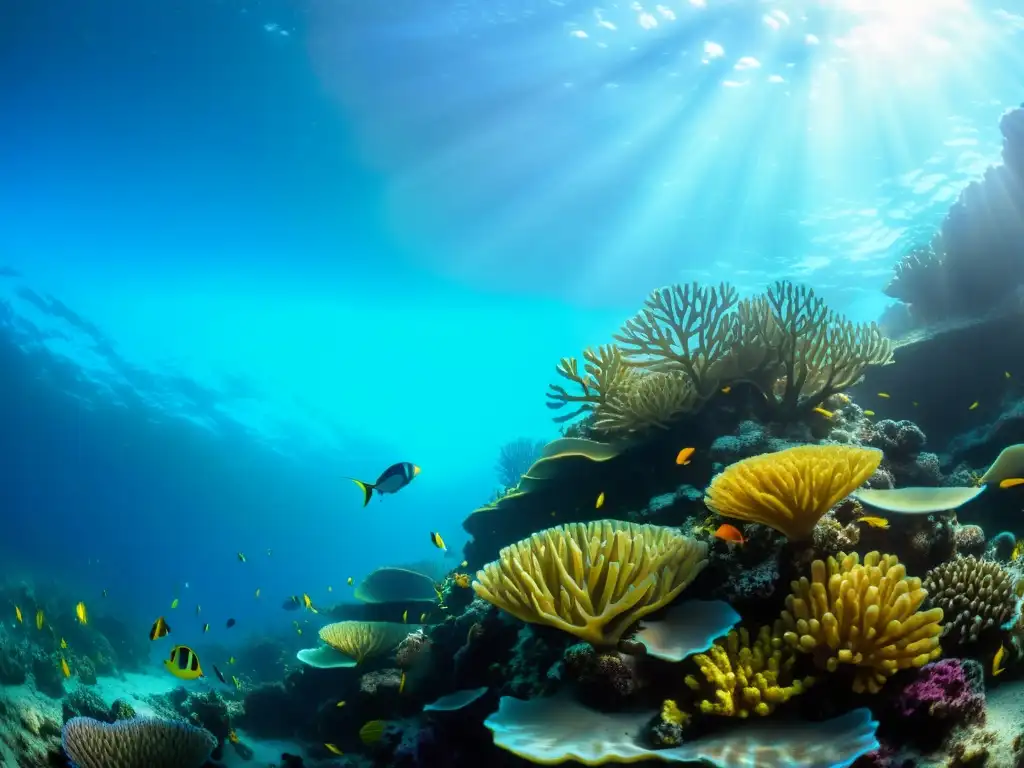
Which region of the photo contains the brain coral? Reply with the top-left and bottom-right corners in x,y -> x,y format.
61,716 -> 216,768
473,520 -> 708,646
923,556 -> 1017,646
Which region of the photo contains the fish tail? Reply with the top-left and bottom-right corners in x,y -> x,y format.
347,478 -> 374,507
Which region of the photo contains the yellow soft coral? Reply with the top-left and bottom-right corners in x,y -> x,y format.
472,521 -> 708,647
703,444 -> 882,540
683,626 -> 812,718
776,551 -> 944,693
318,621 -> 410,664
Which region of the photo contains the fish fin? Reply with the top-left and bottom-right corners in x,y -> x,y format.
347,478 -> 374,507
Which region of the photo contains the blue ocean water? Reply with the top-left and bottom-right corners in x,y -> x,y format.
0,0 -> 1023,743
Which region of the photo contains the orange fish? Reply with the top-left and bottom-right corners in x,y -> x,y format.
999,478 -> 1024,490
675,447 -> 696,466
714,524 -> 746,545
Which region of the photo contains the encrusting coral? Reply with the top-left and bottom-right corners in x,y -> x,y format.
682,625 -> 813,718
776,551 -> 944,693
318,621 -> 411,665
61,716 -> 217,768
472,521 -> 708,647
703,444 -> 883,540
922,556 -> 1017,646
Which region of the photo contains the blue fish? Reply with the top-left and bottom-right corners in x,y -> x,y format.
346,462 -> 420,507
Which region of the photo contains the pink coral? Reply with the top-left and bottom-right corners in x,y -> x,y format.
898,659 -> 985,725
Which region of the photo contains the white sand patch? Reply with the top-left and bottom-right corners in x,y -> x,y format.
86,671 -> 184,716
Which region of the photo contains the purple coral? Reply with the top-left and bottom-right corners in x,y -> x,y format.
898,659 -> 985,726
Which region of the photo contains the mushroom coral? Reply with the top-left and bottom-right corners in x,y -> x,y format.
704,444 -> 882,540
473,521 -> 708,647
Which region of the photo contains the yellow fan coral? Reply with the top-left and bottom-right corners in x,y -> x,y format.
473,521 -> 708,647
683,625 -> 812,718
318,621 -> 410,664
776,551 -> 944,694
703,444 -> 882,540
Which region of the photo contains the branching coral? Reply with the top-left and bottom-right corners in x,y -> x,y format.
614,282 -> 739,399
318,621 -> 410,664
472,521 -> 708,646
703,444 -> 882,540
922,556 -> 1017,646
682,625 -> 813,718
776,551 -> 944,693
547,280 -> 894,436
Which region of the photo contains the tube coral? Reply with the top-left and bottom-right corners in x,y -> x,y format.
776,551 -> 944,693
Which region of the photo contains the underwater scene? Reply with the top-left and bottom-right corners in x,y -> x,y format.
3,0 -> 1024,766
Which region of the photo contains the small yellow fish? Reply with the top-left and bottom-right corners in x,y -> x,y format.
359,720 -> 387,746
228,730 -> 240,744
14,606 -> 22,624
969,401 -> 979,411
402,610 -> 408,623
35,609 -> 44,630
419,612 -> 427,622
336,700 -> 346,708
399,671 -> 406,694
856,516 -> 890,530
170,598 -> 179,609
164,645 -> 204,681
835,393 -> 851,404
203,623 -> 210,633
993,644 -> 1006,676
60,638 -> 67,649
149,616 -> 171,641
453,573 -> 471,588
675,447 -> 696,466
255,588 -> 260,598
296,628 -> 302,635
430,531 -> 447,551
1013,540 -> 1024,561
720,385 -> 731,394
302,593 -> 317,613
877,392 -> 890,399
347,577 -> 354,586
1006,372 -> 1012,379
595,491 -> 605,509
228,656 -> 236,664
863,410 -> 876,417
460,560 -> 468,568
1000,478 -> 1024,490
60,657 -> 71,678
232,675 -> 241,689
813,406 -> 834,419
325,744 -> 344,756
238,552 -> 246,563
75,601 -> 88,625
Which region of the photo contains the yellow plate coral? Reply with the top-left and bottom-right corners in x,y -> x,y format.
704,444 -> 882,540
473,521 -> 708,647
